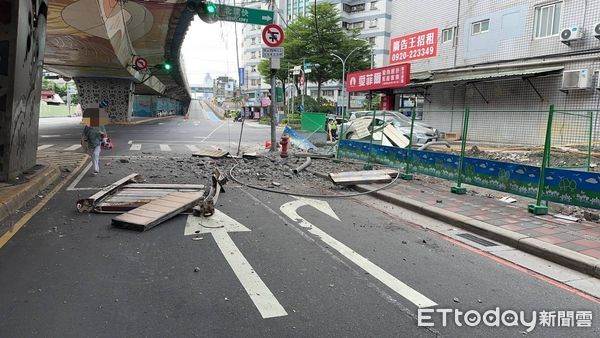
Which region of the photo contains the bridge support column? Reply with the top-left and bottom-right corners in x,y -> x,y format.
0,0 -> 48,181
74,78 -> 134,123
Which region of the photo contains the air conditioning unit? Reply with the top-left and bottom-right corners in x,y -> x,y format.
560,26 -> 583,45
561,69 -> 592,91
594,23 -> 600,39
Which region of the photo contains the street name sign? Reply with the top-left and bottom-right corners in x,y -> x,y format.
217,4 -> 274,25
261,47 -> 284,58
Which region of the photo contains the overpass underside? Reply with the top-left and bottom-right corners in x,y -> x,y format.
0,0 -> 193,181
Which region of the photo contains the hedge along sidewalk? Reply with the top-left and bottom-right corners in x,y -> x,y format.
354,179 -> 600,278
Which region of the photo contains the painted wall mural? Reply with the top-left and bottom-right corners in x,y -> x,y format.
132,95 -> 183,117
339,140 -> 600,210
44,0 -> 186,98
75,78 -> 133,123
0,0 -> 48,181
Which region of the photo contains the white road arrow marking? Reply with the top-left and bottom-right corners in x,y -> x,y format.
280,197 -> 437,308
185,211 -> 288,319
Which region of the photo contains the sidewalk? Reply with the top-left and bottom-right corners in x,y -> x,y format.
355,177 -> 600,277
0,151 -> 88,224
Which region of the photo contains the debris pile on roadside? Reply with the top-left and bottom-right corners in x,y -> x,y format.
76,144 -> 396,231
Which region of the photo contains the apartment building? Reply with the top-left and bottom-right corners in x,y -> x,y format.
387,0 -> 600,144
277,1 -> 391,104
240,0 -> 270,99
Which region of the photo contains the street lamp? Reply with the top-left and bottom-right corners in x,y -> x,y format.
331,46 -> 361,157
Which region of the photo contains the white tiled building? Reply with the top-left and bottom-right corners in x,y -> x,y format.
387,0 -> 600,145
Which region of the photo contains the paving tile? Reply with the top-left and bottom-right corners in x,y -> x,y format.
501,224 -> 526,232
536,235 -> 568,245
533,227 -> 565,235
552,232 -> 584,241
520,228 -> 547,237
570,239 -> 600,249
517,222 -> 546,229
556,241 -> 587,252
487,219 -> 509,226
579,249 -> 600,259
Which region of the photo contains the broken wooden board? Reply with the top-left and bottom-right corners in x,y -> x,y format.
329,169 -> 396,186
76,173 -> 143,212
192,148 -> 229,158
112,191 -> 205,231
96,186 -> 205,213
383,125 -> 410,148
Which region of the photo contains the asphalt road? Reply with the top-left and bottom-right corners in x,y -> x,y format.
36,100 -> 279,156
1,103 -> 598,337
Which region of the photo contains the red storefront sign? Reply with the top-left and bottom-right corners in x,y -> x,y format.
389,28 -> 438,64
346,63 -> 411,92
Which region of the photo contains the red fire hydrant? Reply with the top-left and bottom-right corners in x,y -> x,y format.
279,134 -> 290,158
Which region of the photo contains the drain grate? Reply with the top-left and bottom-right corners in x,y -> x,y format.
457,233 -> 498,247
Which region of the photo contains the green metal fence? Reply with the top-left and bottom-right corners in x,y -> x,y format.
337,105 -> 600,214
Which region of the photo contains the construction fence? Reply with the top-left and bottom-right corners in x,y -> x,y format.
337,106 -> 600,212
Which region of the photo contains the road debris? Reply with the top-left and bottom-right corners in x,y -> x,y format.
112,191 -> 205,231
193,168 -> 227,217
499,196 -> 517,204
293,157 -> 312,174
329,169 -> 396,185
192,148 -> 229,158
553,214 -> 580,222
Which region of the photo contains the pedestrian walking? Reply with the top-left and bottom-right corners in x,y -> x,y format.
81,106 -> 110,175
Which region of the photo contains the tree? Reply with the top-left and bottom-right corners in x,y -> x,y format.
280,3 -> 370,101
257,59 -> 290,105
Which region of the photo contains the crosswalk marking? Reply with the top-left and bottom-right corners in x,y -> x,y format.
186,145 -> 199,152
63,144 -> 81,151
159,144 -> 172,152
38,144 -> 54,150
130,143 -> 142,151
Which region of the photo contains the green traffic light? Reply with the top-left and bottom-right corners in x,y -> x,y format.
206,2 -> 216,14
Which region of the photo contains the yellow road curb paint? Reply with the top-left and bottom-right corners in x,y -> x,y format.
0,154 -> 90,249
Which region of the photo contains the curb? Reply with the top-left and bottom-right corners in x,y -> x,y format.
113,115 -> 179,125
354,184 -> 600,278
0,164 -> 60,224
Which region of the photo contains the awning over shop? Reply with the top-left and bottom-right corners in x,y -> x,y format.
410,65 -> 564,86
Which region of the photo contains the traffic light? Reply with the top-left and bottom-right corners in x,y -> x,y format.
187,0 -> 218,23
155,61 -> 173,72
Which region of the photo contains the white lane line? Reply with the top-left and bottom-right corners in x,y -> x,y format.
280,198 -> 437,308
40,135 -> 61,138
63,144 -> 82,151
186,145 -> 199,152
159,144 -> 172,152
197,122 -> 225,144
185,212 -> 288,319
130,143 -> 142,151
66,162 -> 92,191
37,144 -> 54,150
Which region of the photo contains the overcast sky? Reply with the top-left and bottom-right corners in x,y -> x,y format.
181,16 -> 241,86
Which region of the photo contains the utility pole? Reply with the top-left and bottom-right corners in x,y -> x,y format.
269,0 -> 277,152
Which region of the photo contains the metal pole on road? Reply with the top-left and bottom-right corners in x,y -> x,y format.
332,46 -> 361,158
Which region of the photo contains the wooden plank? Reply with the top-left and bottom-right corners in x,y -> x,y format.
112,191 -> 204,231
76,173 -> 142,212
191,148 -> 229,158
383,125 -> 410,148
329,170 -> 393,186
125,183 -> 205,189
